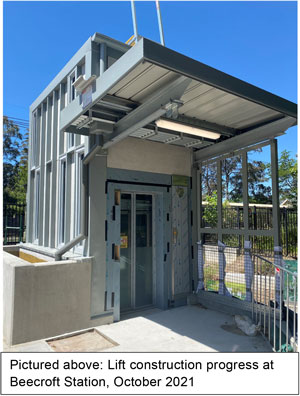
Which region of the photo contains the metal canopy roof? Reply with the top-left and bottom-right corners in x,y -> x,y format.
62,36 -> 297,153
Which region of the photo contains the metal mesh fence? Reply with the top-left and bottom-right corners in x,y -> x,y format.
203,245 -> 247,300
199,243 -> 298,351
201,206 -> 297,258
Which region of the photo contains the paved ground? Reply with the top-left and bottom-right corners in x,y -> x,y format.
3,305 -> 272,352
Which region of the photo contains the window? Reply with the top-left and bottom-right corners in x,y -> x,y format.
58,159 -> 67,245
67,133 -> 75,150
75,151 -> 84,250
69,71 -> 76,103
34,170 -> 40,241
81,62 -> 85,76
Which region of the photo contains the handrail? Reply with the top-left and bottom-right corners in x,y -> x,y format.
255,254 -> 298,277
252,254 -> 298,352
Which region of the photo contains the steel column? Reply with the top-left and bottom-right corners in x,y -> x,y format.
242,151 -> 249,241
271,139 -> 281,247
217,159 -> 222,242
100,43 -> 107,76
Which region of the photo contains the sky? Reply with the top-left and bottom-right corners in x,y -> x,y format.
3,1 -> 297,159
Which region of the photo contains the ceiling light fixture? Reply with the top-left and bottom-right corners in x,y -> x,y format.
155,119 -> 221,140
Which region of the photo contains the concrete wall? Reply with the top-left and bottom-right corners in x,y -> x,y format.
108,137 -> 193,176
3,251 -> 113,346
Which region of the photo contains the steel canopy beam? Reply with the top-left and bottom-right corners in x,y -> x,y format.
103,75 -> 191,149
193,116 -> 296,163
65,125 -> 90,136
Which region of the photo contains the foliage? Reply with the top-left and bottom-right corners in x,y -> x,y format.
202,163 -> 217,196
202,149 -> 297,205
247,160 -> 272,203
277,150 -> 297,206
222,156 -> 242,202
3,116 -> 28,203
202,191 -> 218,227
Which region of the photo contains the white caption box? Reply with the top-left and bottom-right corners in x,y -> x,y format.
1,352 -> 299,395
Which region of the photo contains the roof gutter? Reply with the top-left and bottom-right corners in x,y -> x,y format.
54,137 -> 105,261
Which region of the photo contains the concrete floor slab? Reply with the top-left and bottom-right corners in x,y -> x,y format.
3,306 -> 272,352
97,305 -> 272,352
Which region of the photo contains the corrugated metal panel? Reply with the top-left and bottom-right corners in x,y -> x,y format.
180,82 -> 213,104
181,89 -> 229,117
70,61 -> 287,146
108,62 -> 152,96
106,62 -> 284,132
130,70 -> 176,102
109,63 -> 177,102
223,107 -> 279,128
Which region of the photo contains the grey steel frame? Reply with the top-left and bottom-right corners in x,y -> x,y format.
57,37 -> 296,146
196,139 -> 282,247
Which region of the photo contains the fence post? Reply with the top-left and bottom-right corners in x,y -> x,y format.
4,213 -> 8,245
274,246 -> 284,306
196,242 -> 204,292
19,213 -> 23,243
284,208 -> 289,257
253,206 -> 257,230
244,241 -> 254,302
237,207 -> 241,249
218,241 -> 231,296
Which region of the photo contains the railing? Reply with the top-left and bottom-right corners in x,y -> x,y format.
252,254 -> 298,352
198,243 -> 298,352
3,203 -> 26,245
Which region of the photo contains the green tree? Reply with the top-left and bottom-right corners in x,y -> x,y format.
202,191 -> 218,227
277,150 -> 297,206
247,160 -> 272,203
3,116 -> 28,202
222,156 -> 242,201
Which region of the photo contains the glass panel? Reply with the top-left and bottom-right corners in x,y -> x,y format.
135,194 -> 153,308
120,193 -> 132,311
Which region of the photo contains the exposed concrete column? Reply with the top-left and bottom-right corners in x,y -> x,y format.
89,154 -> 107,317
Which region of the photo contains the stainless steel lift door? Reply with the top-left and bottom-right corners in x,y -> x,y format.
120,193 -> 154,311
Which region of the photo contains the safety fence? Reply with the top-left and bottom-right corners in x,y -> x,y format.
197,243 -> 298,352
252,254 -> 298,352
3,203 -> 26,245
201,206 -> 297,258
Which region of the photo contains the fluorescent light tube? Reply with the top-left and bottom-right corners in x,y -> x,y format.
155,119 -> 221,140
